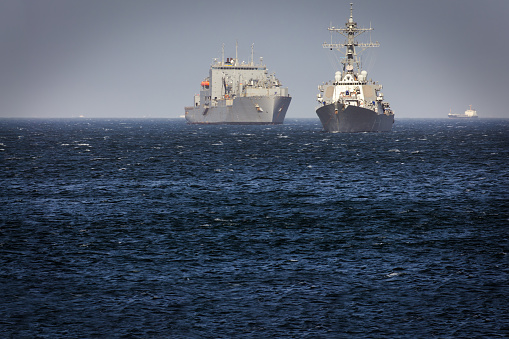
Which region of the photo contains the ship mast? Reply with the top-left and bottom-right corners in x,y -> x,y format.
251,43 -> 254,66
323,3 -> 379,76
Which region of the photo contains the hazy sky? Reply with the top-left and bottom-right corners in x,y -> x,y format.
1,0 -> 508,119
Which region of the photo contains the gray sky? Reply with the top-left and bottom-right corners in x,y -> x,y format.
1,0 -> 508,119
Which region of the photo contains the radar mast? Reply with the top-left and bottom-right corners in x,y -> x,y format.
323,3 -> 379,77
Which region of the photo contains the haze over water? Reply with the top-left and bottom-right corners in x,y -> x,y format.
1,0 -> 508,119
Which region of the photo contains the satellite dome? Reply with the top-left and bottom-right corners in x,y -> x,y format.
335,71 -> 342,82
358,70 -> 367,81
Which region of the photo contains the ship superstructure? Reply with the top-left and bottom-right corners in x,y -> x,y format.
185,44 -> 291,124
316,3 -> 394,132
448,105 -> 478,119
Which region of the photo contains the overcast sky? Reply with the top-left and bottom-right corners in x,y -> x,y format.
1,0 -> 508,119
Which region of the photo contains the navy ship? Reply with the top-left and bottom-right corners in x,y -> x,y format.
316,3 -> 394,132
185,44 -> 291,124
448,105 -> 478,119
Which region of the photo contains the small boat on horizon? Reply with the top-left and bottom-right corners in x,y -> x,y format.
448,105 -> 478,119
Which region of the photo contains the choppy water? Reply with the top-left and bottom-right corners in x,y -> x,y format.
1,118 -> 508,338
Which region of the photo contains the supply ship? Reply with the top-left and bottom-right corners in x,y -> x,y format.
185,44 -> 291,124
316,3 -> 394,132
448,105 -> 478,119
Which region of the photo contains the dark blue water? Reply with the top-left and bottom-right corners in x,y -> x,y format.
1,118 -> 508,338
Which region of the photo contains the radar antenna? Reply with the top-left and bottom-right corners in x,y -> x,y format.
322,3 -> 380,75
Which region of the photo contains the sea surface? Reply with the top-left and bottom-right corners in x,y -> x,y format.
1,118 -> 508,338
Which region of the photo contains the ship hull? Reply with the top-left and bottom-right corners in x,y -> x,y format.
448,115 -> 478,119
185,96 -> 291,125
316,103 -> 394,132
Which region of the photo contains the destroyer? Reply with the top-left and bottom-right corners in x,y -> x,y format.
185,44 -> 291,124
448,105 -> 478,119
316,3 -> 394,132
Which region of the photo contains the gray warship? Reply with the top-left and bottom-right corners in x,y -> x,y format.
185,44 -> 291,124
316,3 -> 394,132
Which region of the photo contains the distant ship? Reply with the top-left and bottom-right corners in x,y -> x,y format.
448,105 -> 478,119
316,3 -> 394,132
184,44 -> 291,125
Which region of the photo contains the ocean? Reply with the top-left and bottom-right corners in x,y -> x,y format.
1,118 -> 508,338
